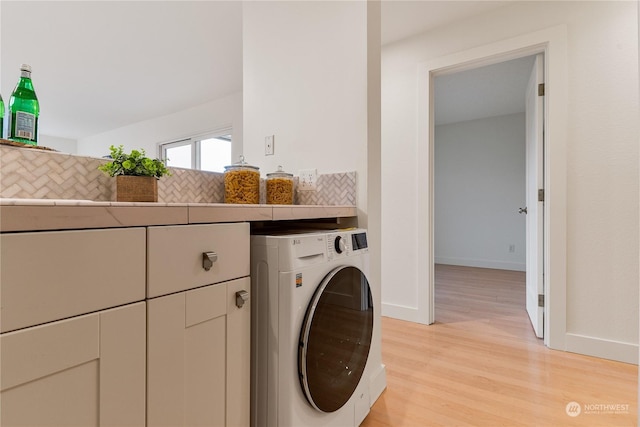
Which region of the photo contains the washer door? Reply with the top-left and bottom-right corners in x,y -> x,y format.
298,265 -> 374,413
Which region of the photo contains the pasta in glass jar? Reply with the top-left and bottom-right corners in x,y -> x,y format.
266,166 -> 294,205
224,155 -> 260,204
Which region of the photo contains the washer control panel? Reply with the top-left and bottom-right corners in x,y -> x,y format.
334,235 -> 347,254
326,229 -> 368,260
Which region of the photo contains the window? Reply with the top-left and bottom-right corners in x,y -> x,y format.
159,130 -> 232,173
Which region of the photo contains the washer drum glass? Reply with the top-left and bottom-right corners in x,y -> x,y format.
298,266 -> 374,413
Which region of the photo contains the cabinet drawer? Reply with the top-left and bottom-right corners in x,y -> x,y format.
0,228 -> 146,333
147,223 -> 249,298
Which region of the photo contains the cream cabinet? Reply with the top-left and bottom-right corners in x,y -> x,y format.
148,277 -> 251,427
0,228 -> 147,427
0,222 -> 250,427
147,223 -> 251,427
0,302 -> 146,427
147,222 -> 250,298
0,228 -> 146,333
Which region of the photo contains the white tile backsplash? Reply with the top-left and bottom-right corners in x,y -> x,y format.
0,145 -> 356,205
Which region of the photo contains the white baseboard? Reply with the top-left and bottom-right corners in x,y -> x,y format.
381,302 -> 426,324
369,363 -> 387,406
565,333 -> 638,365
435,256 -> 525,272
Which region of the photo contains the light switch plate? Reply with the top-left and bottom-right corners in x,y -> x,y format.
265,135 -> 274,156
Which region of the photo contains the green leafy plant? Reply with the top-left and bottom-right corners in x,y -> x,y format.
98,145 -> 171,178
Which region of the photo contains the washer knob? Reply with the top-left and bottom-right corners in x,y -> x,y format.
334,236 -> 346,254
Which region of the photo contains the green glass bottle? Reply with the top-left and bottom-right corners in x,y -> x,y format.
0,93 -> 4,139
9,64 -> 39,145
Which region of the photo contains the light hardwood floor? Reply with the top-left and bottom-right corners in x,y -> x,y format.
361,264 -> 637,427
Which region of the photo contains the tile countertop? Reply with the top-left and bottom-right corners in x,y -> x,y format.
0,199 -> 358,232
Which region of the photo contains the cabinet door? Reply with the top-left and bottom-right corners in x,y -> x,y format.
0,302 -> 146,427
227,277 -> 251,427
148,277 -> 250,427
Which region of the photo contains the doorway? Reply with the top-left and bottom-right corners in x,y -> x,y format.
432,55 -> 543,339
414,25 -> 569,349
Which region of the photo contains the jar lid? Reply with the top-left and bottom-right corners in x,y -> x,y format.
267,165 -> 293,178
224,155 -> 259,171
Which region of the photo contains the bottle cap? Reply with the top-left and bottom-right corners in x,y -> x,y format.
20,64 -> 32,73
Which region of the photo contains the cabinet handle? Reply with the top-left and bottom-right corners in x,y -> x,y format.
236,290 -> 249,308
202,251 -> 218,271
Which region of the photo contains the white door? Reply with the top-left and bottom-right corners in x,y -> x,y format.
525,53 -> 545,338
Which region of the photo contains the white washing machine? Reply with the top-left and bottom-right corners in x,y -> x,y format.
251,228 -> 385,427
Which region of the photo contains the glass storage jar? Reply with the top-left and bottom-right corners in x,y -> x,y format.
224,155 -> 260,204
266,165 -> 294,205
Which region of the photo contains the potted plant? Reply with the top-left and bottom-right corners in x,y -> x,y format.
99,145 -> 170,202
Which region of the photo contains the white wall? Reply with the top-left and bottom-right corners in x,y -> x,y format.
435,113 -> 526,271
243,0 -> 386,400
39,134 -> 78,153
76,91 -> 242,160
382,1 -> 638,362
242,1 -> 368,191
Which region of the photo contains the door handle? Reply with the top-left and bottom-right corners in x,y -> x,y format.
518,207 -> 528,214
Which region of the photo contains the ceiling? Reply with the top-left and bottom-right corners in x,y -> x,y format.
1,1 -> 243,140
1,1 -> 523,142
434,55 -> 536,126
382,0 -> 532,127
381,0 -> 511,45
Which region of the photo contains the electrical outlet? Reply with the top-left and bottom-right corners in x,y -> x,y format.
265,135 -> 274,156
299,169 -> 317,191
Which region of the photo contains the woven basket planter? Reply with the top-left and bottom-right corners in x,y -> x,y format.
116,175 -> 158,202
